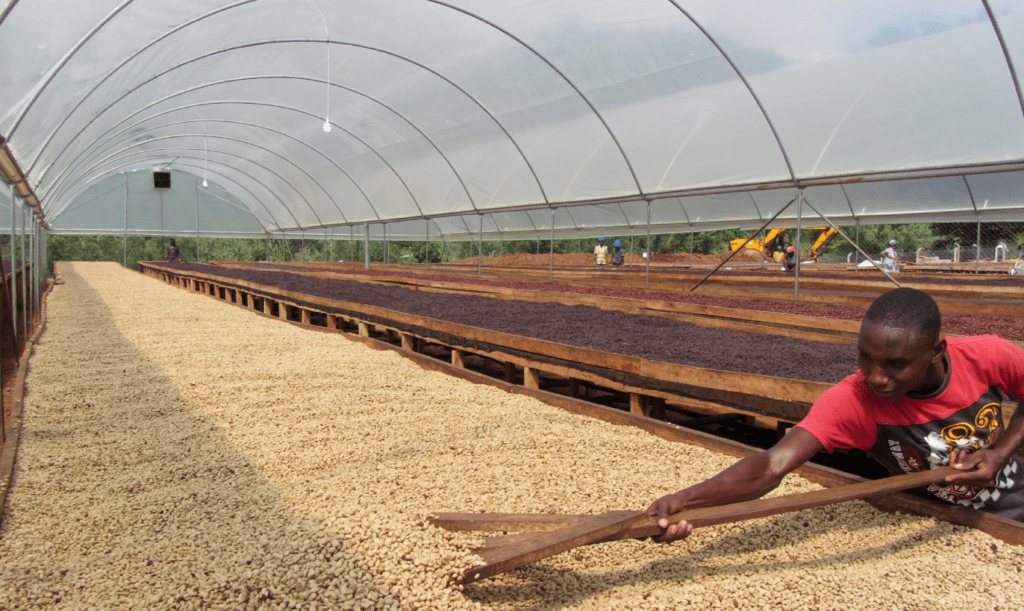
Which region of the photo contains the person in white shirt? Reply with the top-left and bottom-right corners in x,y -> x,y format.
881,239 -> 899,273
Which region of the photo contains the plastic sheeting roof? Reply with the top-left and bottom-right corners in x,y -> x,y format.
3,1 -> 1024,239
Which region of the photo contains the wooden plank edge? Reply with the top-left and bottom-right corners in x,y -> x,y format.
142,264 -> 1024,546
0,264 -> 56,531
140,264 -> 834,405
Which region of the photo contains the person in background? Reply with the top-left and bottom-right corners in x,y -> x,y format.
166,238 -> 181,262
773,244 -> 786,267
594,237 -> 608,265
783,245 -> 797,272
1009,244 -> 1024,276
611,239 -> 626,266
881,239 -> 900,273
648,287 -> 1024,543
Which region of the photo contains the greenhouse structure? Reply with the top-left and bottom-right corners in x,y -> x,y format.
2,1 -> 1024,255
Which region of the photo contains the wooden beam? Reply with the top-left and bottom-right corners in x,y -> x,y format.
524,366 -> 540,389
629,392 -> 648,417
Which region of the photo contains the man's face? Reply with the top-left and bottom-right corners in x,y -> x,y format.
857,320 -> 945,401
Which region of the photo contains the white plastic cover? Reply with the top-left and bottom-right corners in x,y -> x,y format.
2,1 -> 1023,239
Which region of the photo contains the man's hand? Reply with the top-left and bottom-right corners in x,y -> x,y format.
646,492 -> 692,543
946,447 -> 1010,487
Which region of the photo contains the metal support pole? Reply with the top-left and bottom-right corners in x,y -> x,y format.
855,222 -> 860,263
645,201 -> 651,289
32,219 -> 39,321
350,226 -> 354,267
578,236 -> 581,266
10,189 -> 16,344
21,201 -> 27,336
196,178 -> 201,262
301,231 -> 306,263
800,198 -> 901,286
42,229 -> 47,288
123,173 -> 128,266
478,214 -> 483,276
499,234 -> 503,265
689,227 -> 694,268
691,197 -> 798,293
364,224 -> 369,269
536,234 -> 540,265
630,231 -> 634,267
425,219 -> 430,269
793,190 -> 803,299
26,220 -> 33,323
549,209 -> 555,279
976,218 -> 982,274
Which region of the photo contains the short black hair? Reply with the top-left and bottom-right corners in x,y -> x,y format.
863,288 -> 941,344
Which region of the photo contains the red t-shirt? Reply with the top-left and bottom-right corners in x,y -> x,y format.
797,335 -> 1024,519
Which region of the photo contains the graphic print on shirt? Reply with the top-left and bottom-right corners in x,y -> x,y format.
870,389 -> 1023,513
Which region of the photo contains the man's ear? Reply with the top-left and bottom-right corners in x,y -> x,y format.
931,338 -> 947,363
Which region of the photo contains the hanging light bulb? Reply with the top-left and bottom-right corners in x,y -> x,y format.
203,178 -> 208,187
305,0 -> 331,134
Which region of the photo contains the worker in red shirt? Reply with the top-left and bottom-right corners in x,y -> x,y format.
649,287 -> 1024,541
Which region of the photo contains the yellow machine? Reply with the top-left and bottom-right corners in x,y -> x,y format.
730,227 -> 840,261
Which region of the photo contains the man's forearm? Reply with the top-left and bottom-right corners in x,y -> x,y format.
672,452 -> 786,510
991,407 -> 1024,463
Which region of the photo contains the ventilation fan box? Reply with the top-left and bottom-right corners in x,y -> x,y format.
153,171 -> 171,189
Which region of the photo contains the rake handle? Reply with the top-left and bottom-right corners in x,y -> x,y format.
624,465 -> 959,540
461,466 -> 957,583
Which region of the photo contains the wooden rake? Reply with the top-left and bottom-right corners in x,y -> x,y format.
430,466 -> 958,584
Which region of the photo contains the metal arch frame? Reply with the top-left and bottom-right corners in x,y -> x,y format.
51,147 -> 295,231
7,0 -> 261,151
426,0 -> 645,195
747,193 -> 763,222
174,163 -> 278,231
52,155 -> 284,232
839,184 -> 857,219
50,160 -> 277,234
9,2 -> 1024,205
38,75 -> 483,221
561,207 -> 582,237
665,1 -> 799,189
50,129 -> 338,227
49,134 -> 322,229
44,99 -> 392,225
0,0 -> 20,28
58,162 -> 272,234
138,114 -> 364,223
43,88 -> 399,220
983,0 -> 1024,124
57,104 -> 399,226
300,165 -> 1024,233
49,116 -> 346,224
5,0 -> 142,141
26,39 -> 549,214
